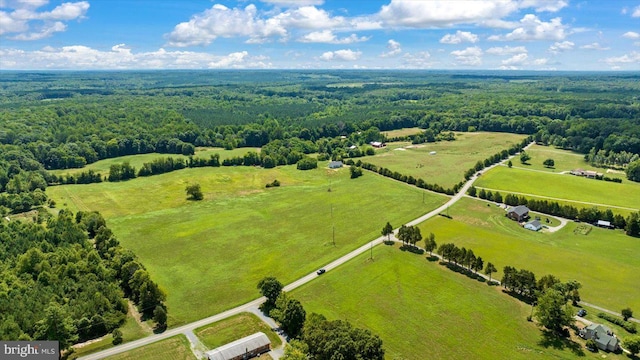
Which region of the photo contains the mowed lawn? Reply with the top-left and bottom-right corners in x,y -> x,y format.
416,197 -> 640,312
49,147 -> 260,177
107,335 -> 196,360
47,164 -> 446,326
293,245 -> 618,360
195,312 -> 281,350
475,165 -> 640,211
366,132 -> 526,188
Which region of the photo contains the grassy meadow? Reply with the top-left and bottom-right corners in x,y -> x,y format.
47,164 -> 446,326
382,127 -> 423,138
475,165 -> 640,211
366,132 -> 526,188
49,147 -> 260,177
105,335 -> 196,360
195,312 -> 281,349
293,244 -> 624,360
416,197 -> 640,312
518,144 -> 625,177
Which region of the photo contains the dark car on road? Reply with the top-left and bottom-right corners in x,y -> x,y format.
316,269 -> 326,275
577,309 -> 587,317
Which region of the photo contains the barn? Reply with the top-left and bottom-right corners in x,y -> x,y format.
206,332 -> 271,360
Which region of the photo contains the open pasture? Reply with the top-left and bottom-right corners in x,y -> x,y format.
366,132 -> 526,188
47,164 -> 446,326
516,144 -> 612,174
416,197 -> 640,312
49,147 -> 259,177
382,127 -> 423,138
106,335 -> 196,360
475,165 -> 640,211
195,312 -> 281,349
293,244 -> 621,360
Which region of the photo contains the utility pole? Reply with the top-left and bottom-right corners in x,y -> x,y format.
370,241 -> 373,260
332,225 -> 335,246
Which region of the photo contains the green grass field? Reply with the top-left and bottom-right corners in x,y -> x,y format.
49,147 -> 260,177
517,144 -> 624,178
382,127 -> 423,138
48,164 -> 446,326
293,244 -> 624,360
366,132 -> 526,188
416,197 -> 640,313
475,165 -> 640,211
106,335 -> 196,360
195,312 -> 281,350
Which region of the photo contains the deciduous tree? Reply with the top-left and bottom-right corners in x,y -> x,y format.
535,288 -> 574,333
185,183 -> 203,200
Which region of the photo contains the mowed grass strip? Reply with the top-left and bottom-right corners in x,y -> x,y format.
49,147 -> 259,177
106,335 -> 196,360
416,197 -> 640,312
475,165 -> 640,210
195,312 -> 281,350
48,165 -> 446,326
293,244 -> 619,360
366,132 -> 526,188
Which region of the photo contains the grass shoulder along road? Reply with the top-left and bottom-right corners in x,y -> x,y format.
104,335 -> 196,360
365,131 -> 527,189
195,312 -> 281,350
47,164 -> 447,326
292,243 -> 627,360
415,197 -> 640,313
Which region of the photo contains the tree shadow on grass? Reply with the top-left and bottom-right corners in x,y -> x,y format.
537,329 -> 585,357
399,245 -> 424,255
425,255 -> 439,262
502,289 -> 536,305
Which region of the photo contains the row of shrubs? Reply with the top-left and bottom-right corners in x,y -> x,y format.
597,313 -> 637,333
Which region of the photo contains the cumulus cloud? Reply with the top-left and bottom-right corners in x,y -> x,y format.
260,0 -> 324,6
319,49 -> 361,61
623,31 -> 640,39
488,14 -> 567,41
533,58 -> 548,65
633,5 -> 640,17
580,42 -> 610,51
502,52 -> 528,65
519,0 -> 568,12
0,0 -> 88,40
440,30 -> 479,44
548,40 -> 574,53
380,39 -> 402,57
401,51 -> 433,68
486,45 -> 527,55
0,44 -> 272,69
604,52 -> 640,66
451,46 -> 483,66
298,30 -> 368,44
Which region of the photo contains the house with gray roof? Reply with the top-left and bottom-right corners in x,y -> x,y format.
507,205 -> 530,222
579,324 -> 620,352
524,219 -> 542,231
328,161 -> 343,169
206,332 -> 271,360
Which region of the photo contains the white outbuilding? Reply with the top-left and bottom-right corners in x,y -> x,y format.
206,332 -> 271,360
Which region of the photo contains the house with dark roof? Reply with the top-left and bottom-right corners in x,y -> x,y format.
507,205 -> 530,222
206,332 -> 271,360
524,219 -> 542,231
579,324 -> 620,352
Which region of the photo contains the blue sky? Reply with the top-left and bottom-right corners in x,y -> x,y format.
1,0 -> 639,70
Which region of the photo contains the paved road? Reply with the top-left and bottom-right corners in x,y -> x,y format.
579,301 -> 640,324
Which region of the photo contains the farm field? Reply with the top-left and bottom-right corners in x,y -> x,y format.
515,144 -> 621,176
195,312 -> 281,349
293,244 -> 623,360
49,147 -> 260,177
382,127 -> 423,138
366,132 -> 527,188
47,164 -> 446,326
416,197 -> 640,312
106,335 -> 196,360
475,165 -> 640,211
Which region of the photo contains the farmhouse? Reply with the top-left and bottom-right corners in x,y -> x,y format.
206,332 -> 271,360
507,205 -> 530,222
570,169 -> 603,179
524,220 -> 542,231
370,141 -> 386,148
579,324 -> 620,352
328,161 -> 343,169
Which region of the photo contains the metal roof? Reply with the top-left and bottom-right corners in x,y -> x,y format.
206,332 -> 270,360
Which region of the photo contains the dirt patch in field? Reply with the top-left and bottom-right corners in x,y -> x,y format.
606,169 -> 624,174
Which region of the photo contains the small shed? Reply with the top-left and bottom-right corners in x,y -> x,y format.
429,151 -> 437,155
206,332 -> 271,360
370,141 -> 385,148
328,161 -> 343,169
524,220 -> 542,231
596,220 -> 614,229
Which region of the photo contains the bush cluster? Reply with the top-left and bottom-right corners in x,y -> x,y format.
597,313 -> 637,333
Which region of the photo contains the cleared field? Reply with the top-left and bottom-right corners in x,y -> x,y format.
517,144 -> 622,177
48,164 -> 446,326
475,165 -> 640,211
106,335 -> 196,360
195,312 -> 281,349
366,132 -> 526,188
416,197 -> 640,313
293,244 -> 621,360
49,147 -> 260,177
382,127 -> 423,138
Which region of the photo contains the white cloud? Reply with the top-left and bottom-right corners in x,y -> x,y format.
401,51 -> 433,68
633,5 -> 640,17
548,40 -> 574,53
604,52 -> 640,66
378,0 -> 518,28
502,52 -> 528,65
533,58 -> 548,65
440,30 -> 479,44
518,0 -> 568,12
319,49 -> 361,61
0,0 -> 88,40
451,46 -> 483,66
580,42 -> 610,51
380,39 -> 402,57
0,44 -> 272,69
623,31 -> 640,39
298,30 -> 368,44
488,14 -> 567,41
485,45 -> 527,55
260,0 -> 324,6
